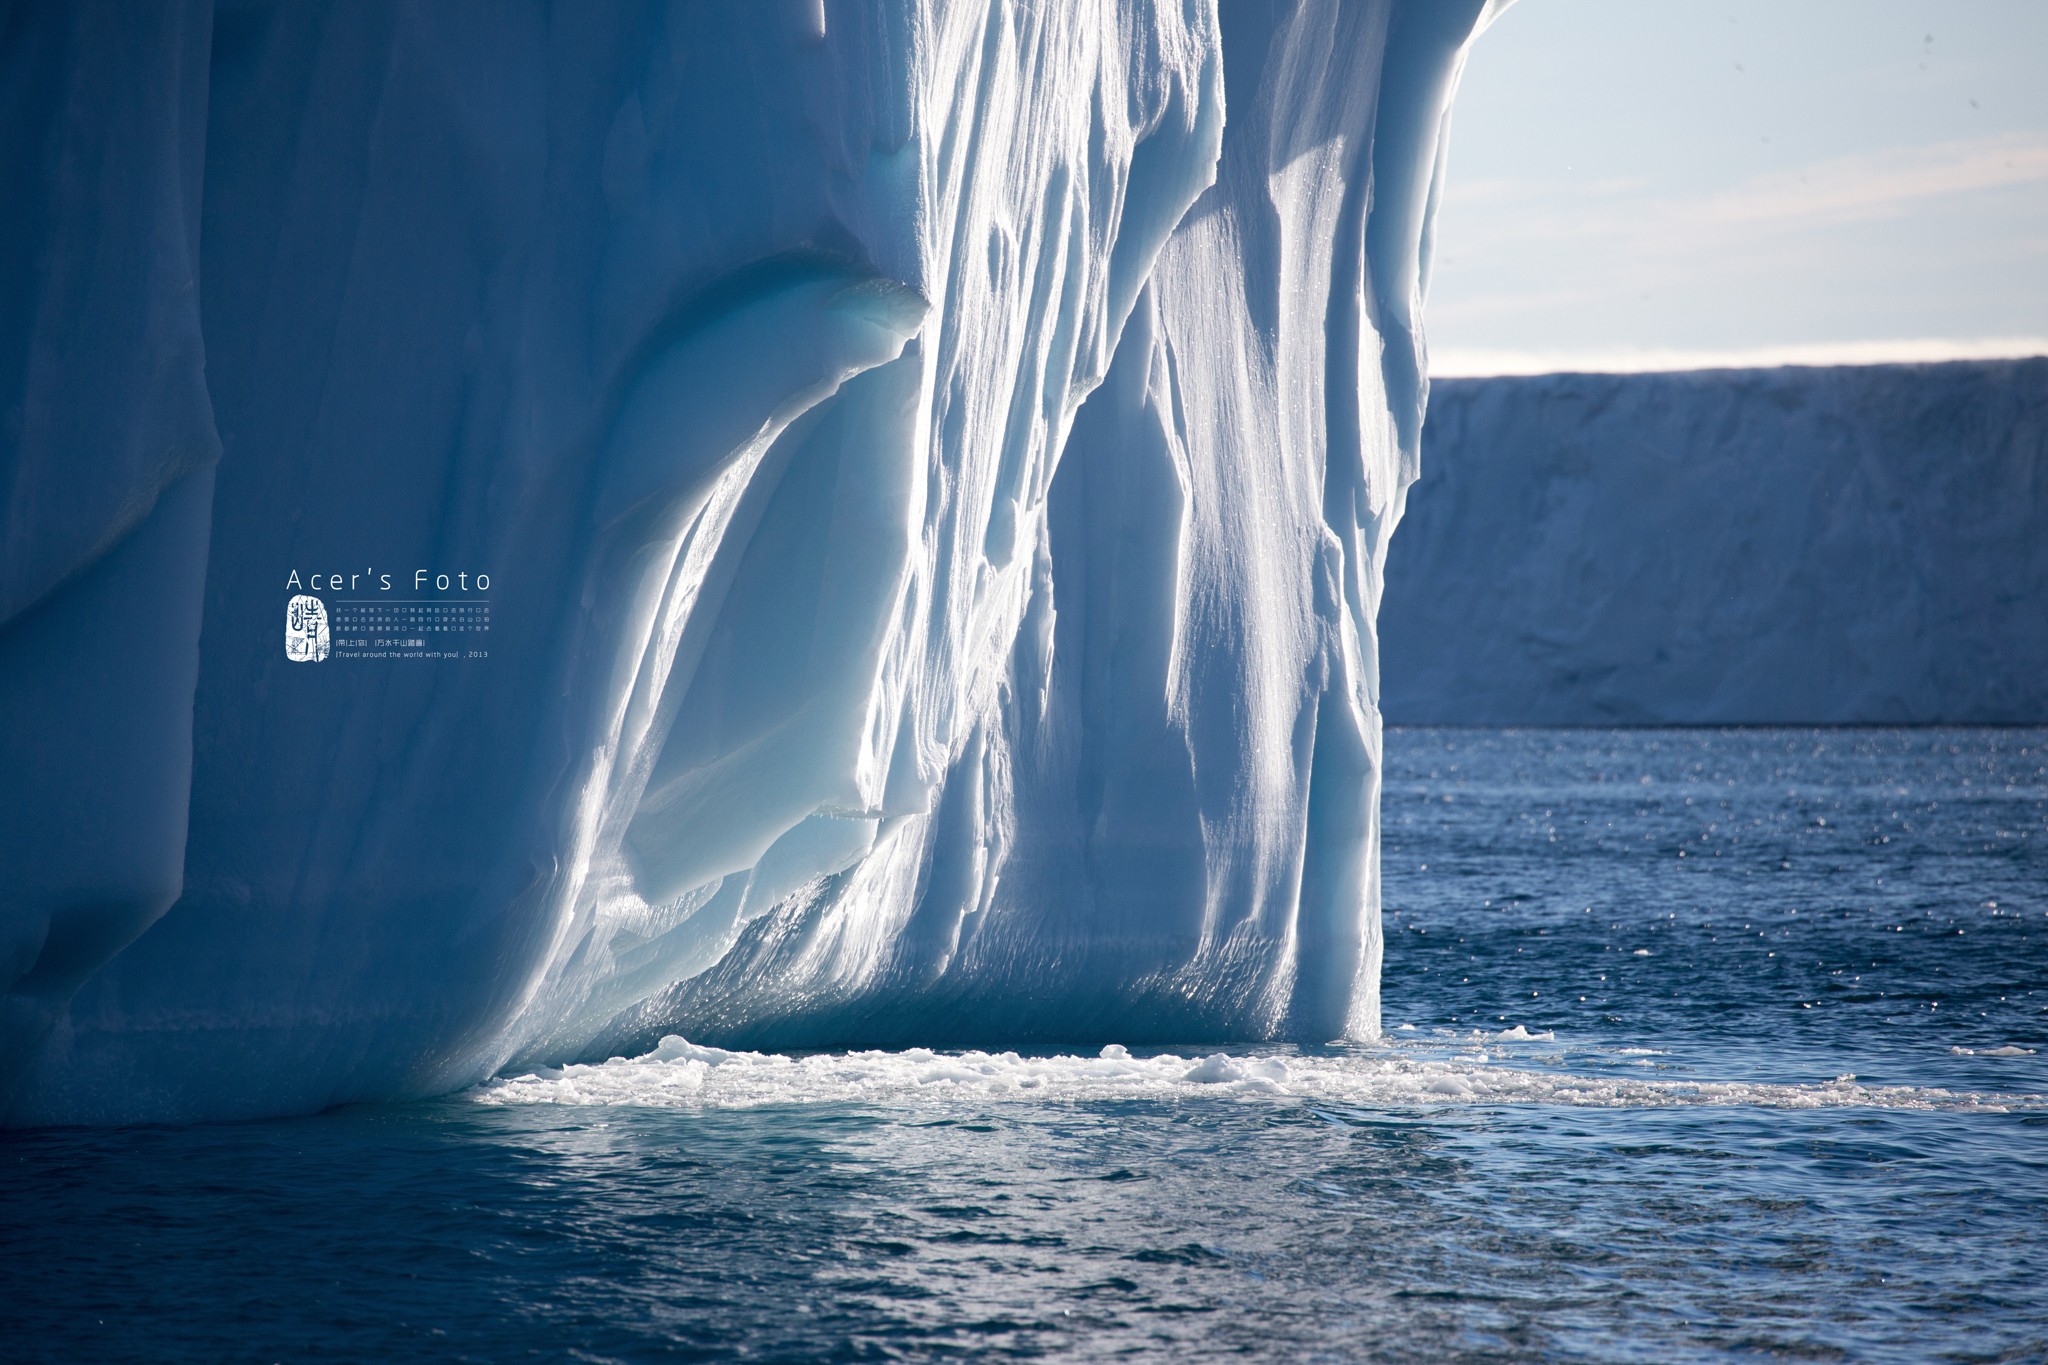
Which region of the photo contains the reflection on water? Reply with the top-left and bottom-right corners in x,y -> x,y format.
3,729 -> 2044,1362
7,1092 -> 2043,1361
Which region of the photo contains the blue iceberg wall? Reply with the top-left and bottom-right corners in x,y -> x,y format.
0,0 -> 1503,1124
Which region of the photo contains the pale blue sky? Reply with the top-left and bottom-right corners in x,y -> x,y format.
1428,0 -> 2048,374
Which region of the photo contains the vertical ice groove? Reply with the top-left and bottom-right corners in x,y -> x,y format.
1,0 -> 1497,1124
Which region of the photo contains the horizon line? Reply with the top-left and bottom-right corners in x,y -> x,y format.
1429,336 -> 2048,379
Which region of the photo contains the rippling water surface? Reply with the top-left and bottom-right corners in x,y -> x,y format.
6,729 -> 2045,1362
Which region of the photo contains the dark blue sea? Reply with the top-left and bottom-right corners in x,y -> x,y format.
5,729 -> 2044,1362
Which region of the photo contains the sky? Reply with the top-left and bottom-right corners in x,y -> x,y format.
1426,0 -> 2048,375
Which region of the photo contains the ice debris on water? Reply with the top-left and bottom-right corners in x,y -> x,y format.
472,1038 -> 2042,1114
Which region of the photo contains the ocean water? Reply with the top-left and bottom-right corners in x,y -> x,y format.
5,728 -> 2044,1363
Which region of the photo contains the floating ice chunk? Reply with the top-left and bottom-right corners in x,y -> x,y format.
1182,1055 -> 1241,1084
1493,1025 -> 1556,1042
1180,1055 -> 1291,1092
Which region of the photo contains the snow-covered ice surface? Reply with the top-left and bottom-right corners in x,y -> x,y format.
1381,360 -> 2048,725
0,0 -> 1504,1125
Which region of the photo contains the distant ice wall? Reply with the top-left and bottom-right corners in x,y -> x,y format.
1381,360 -> 2048,725
0,0 -> 1500,1124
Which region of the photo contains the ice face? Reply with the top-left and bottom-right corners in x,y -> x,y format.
1381,361 -> 2048,726
0,0 -> 219,1101
0,0 -> 1502,1125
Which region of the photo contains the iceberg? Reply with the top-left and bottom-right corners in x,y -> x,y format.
0,0 -> 1502,1125
1381,361 -> 2048,725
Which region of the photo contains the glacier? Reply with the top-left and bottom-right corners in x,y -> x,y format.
0,0 -> 1503,1125
1381,360 -> 2048,725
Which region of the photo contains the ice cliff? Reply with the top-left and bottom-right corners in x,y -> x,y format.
0,0 -> 1502,1124
1381,360 -> 2048,725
